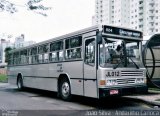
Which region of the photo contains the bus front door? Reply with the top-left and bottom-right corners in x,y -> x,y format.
83,37 -> 97,98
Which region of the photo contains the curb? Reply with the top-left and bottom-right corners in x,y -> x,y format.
149,89 -> 160,94
0,82 -> 9,86
124,96 -> 160,108
125,94 -> 160,108
137,98 -> 160,108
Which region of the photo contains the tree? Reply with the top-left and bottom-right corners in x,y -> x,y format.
27,0 -> 51,16
4,47 -> 12,63
0,0 -> 51,16
0,0 -> 17,13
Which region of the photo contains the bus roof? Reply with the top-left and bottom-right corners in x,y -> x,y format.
10,24 -> 142,53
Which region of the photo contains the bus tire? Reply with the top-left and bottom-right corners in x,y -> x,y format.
59,78 -> 72,101
17,76 -> 23,90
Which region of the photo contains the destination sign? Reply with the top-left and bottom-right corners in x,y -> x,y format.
103,25 -> 142,38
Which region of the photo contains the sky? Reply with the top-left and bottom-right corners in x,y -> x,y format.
0,0 -> 95,42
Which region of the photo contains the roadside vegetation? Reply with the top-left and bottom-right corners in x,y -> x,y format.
149,87 -> 160,92
0,74 -> 7,82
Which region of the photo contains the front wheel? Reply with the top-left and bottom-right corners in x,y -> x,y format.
17,77 -> 23,90
59,79 -> 72,101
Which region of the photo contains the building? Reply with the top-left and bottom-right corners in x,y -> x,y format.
0,39 -> 13,65
93,0 -> 160,36
14,34 -> 36,48
0,34 -> 36,65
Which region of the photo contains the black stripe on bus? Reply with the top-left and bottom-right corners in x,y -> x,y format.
70,78 -> 97,81
24,76 -> 57,79
8,75 -> 97,81
7,75 -> 57,79
24,76 -> 97,81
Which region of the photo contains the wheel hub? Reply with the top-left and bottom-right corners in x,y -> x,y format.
62,82 -> 70,97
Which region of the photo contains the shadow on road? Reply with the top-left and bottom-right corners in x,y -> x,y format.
6,87 -> 150,110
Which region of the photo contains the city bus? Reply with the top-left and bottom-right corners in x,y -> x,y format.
7,25 -> 147,100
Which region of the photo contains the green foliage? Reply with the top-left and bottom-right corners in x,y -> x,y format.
0,0 -> 18,13
0,0 -> 51,16
4,47 -> 12,63
0,74 -> 7,82
27,0 -> 51,16
149,87 -> 160,91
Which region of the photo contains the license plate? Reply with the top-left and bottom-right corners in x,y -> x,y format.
110,90 -> 119,95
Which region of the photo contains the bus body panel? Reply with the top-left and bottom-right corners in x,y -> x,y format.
97,67 -> 147,98
7,25 -> 147,99
83,36 -> 98,98
52,61 -> 84,96
84,80 -> 97,98
64,61 -> 83,96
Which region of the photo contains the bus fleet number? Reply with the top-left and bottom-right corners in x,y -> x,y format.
106,71 -> 120,77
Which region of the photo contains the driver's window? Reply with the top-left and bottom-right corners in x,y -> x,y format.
85,38 -> 95,66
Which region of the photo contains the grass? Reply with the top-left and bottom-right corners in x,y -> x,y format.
0,74 -> 8,82
149,87 -> 160,92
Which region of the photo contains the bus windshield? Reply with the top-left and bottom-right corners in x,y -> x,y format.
99,37 -> 143,68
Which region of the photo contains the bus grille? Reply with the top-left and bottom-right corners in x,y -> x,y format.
121,71 -> 144,77
117,78 -> 136,85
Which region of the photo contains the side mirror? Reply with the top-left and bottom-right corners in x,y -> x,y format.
97,31 -> 102,44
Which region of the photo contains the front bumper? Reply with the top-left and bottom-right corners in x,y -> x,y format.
99,85 -> 148,98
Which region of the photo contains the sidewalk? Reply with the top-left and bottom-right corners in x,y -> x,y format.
0,82 -> 9,86
125,89 -> 160,107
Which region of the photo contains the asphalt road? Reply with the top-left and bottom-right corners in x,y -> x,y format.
0,83 -> 158,116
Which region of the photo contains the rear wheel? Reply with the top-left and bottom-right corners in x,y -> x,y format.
17,77 -> 23,90
59,78 -> 72,101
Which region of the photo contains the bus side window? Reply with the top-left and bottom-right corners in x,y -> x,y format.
30,47 -> 38,64
65,36 -> 82,60
8,53 -> 13,66
44,53 -> 49,63
49,52 -> 57,62
13,52 -> 20,65
59,51 -> 63,61
85,38 -> 95,66
49,41 -> 63,62
38,44 -> 49,63
20,49 -> 28,64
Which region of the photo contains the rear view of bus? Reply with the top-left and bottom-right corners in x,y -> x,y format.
97,25 -> 147,98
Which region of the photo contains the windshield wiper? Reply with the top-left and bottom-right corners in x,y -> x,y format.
113,55 -> 139,69
113,60 -> 123,69
127,56 -> 139,69
113,55 -> 125,69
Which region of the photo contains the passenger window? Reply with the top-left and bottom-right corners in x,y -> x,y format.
49,41 -> 63,62
30,47 -> 38,64
85,38 -> 95,66
65,36 -> 82,60
13,52 -> 20,65
38,44 -> 49,54
38,54 -> 43,63
50,41 -> 63,52
8,53 -> 13,66
38,44 -> 49,63
44,53 -> 49,63
20,50 -> 28,64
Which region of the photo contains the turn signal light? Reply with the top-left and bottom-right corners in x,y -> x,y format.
144,78 -> 147,84
100,80 -> 106,85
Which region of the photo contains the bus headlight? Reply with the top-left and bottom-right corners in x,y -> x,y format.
136,78 -> 145,83
106,79 -> 118,86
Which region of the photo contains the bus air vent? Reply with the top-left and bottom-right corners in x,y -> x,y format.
121,71 -> 144,77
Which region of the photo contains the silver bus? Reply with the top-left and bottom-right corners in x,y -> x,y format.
7,25 -> 147,100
